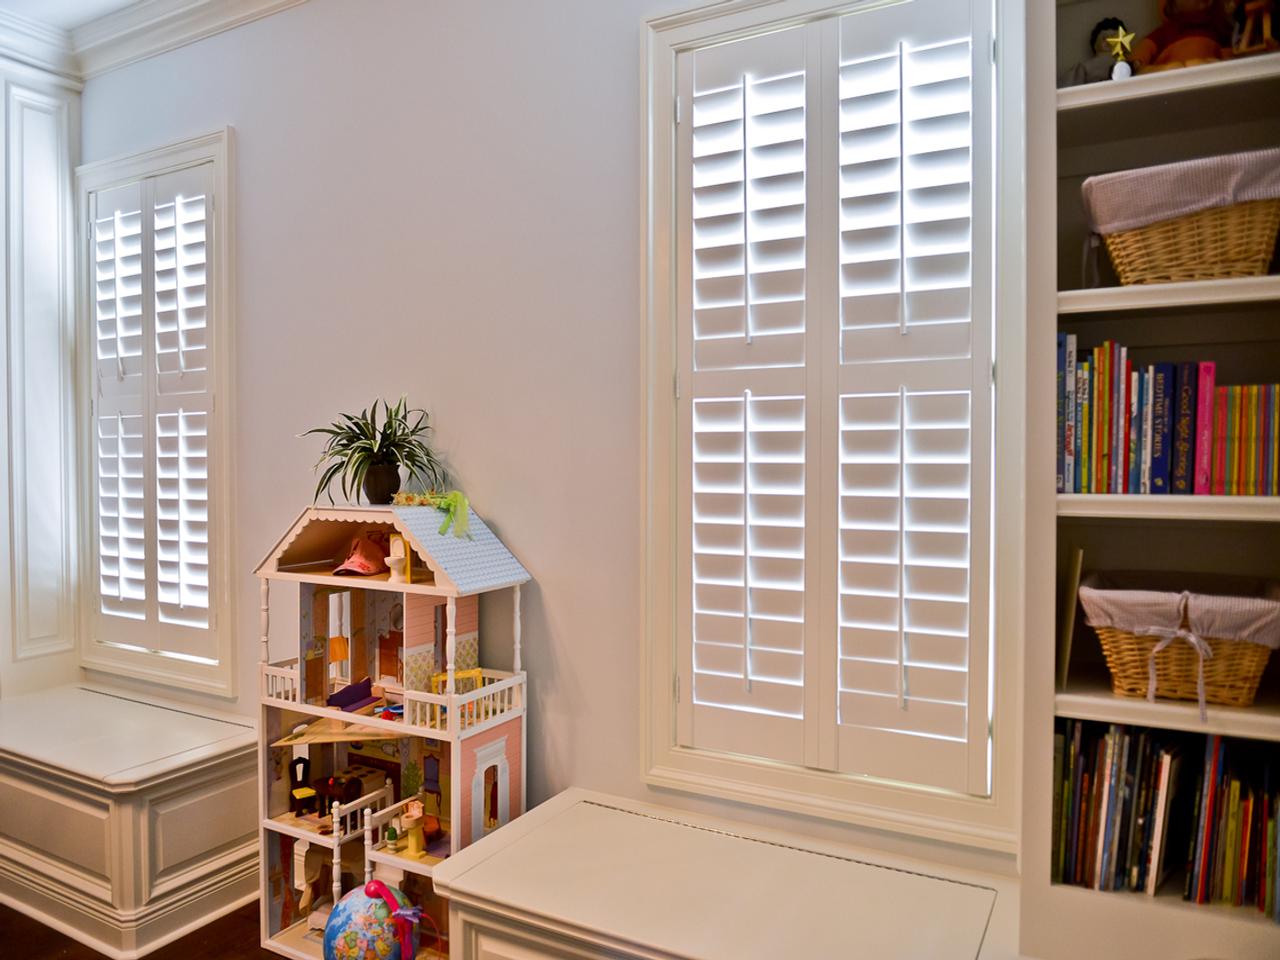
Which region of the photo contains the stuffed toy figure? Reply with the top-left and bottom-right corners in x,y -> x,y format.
1060,18 -> 1135,86
1132,0 -> 1234,71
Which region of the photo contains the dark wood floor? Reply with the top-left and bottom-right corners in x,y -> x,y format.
0,901 -> 275,960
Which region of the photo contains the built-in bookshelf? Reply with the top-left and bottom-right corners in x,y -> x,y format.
1023,2 -> 1280,957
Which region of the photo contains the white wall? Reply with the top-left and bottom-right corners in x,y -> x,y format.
80,0 -> 1013,871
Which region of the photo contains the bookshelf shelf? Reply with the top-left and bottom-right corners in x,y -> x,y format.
1056,54 -> 1280,113
1056,494 -> 1280,523
1055,673 -> 1280,744
1049,878 -> 1280,932
1058,275 -> 1280,316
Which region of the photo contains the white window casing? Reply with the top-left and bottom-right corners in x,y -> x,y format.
77,130 -> 235,696
645,0 -> 1023,850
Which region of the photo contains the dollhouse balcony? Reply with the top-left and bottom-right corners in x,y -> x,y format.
258,661 -> 525,741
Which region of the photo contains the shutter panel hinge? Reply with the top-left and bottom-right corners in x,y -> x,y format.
673,372 -> 680,399
675,94 -> 681,126
991,35 -> 997,62
674,673 -> 680,703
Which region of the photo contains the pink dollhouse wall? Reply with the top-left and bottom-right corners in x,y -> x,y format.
457,716 -> 523,848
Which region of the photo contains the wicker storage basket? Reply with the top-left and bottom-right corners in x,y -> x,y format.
1102,198 -> 1280,286
1094,627 -> 1271,707
1078,572 -> 1280,709
1082,148 -> 1280,286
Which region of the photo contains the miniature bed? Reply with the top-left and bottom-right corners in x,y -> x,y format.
254,504 -> 530,960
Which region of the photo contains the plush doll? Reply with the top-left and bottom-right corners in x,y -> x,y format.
1132,0 -> 1234,71
1060,18 -> 1135,86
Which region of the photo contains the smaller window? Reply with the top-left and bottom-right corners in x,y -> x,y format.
77,130 -> 235,695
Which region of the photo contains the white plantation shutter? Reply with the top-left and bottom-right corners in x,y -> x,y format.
834,6 -> 990,794
673,1 -> 992,793
153,167 -> 212,635
678,26 -> 815,764
89,162 -> 218,660
93,182 -> 148,621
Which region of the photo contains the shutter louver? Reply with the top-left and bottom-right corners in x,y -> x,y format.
97,409 -> 147,618
692,394 -> 806,718
155,408 -> 209,627
680,27 -> 811,764
839,38 -> 972,366
154,184 -> 209,391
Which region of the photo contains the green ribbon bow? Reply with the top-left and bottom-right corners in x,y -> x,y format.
427,491 -> 470,538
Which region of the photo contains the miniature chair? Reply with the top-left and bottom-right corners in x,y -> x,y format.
289,757 -> 317,815
429,668 -> 483,695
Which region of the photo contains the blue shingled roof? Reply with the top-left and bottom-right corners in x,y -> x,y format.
393,505 -> 530,595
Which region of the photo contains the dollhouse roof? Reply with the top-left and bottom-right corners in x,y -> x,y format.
254,504 -> 530,595
392,505 -> 530,594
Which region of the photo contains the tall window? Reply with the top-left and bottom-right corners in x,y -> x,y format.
78,132 -> 234,695
647,0 -> 1011,840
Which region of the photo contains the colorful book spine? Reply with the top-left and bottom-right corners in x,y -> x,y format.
1141,366 -> 1154,494
1064,335 -> 1077,495
1057,333 -> 1066,493
1128,368 -> 1141,494
1150,363 -> 1175,494
1080,362 -> 1092,495
1194,362 -> 1216,495
1172,361 -> 1198,494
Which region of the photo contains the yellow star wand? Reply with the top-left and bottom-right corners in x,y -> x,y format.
1105,27 -> 1135,61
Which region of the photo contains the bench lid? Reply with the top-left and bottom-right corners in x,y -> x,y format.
0,686 -> 254,788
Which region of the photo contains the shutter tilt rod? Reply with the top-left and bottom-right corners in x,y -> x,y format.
897,384 -> 907,709
741,73 -> 752,347
897,40 -> 908,338
742,389 -> 752,692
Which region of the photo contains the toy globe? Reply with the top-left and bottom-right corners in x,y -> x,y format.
322,880 -> 420,960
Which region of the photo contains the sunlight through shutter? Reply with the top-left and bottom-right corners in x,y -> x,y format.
93,183 -> 148,620
835,9 -> 990,793
680,26 -> 811,763
89,163 -> 218,661
153,167 -> 212,633
672,3 -> 991,794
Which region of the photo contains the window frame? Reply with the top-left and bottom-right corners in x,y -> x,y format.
74,128 -> 237,697
641,0 -> 1025,851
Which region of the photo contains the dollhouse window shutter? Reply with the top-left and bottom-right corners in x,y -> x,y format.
674,2 -> 992,794
89,162 -> 218,656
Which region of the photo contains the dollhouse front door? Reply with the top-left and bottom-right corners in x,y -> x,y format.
470,738 -> 510,843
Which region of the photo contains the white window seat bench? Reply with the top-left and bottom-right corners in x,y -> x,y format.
0,684 -> 257,958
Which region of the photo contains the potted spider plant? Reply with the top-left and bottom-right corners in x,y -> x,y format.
304,396 -> 447,504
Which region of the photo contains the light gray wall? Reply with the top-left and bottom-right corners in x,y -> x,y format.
81,0 -> 1013,871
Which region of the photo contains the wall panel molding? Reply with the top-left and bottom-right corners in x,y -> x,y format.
7,81 -> 75,662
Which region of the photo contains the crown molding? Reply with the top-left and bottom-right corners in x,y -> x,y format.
72,0 -> 310,80
0,10 -> 78,81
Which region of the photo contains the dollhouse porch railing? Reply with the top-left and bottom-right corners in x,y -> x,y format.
261,661 -> 300,703
258,662 -> 525,737
450,671 -> 524,733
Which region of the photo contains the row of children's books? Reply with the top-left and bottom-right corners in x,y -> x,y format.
1052,721 -> 1280,922
1055,334 -> 1280,496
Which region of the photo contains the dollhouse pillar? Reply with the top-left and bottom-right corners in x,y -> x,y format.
512,584 -> 522,674
259,579 -> 270,664
331,801 -> 342,907
445,596 -> 457,695
363,809 -> 373,883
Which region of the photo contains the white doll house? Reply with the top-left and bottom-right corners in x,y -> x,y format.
253,504 -> 530,958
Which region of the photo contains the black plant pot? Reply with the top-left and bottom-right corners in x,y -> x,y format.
363,463 -> 401,505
